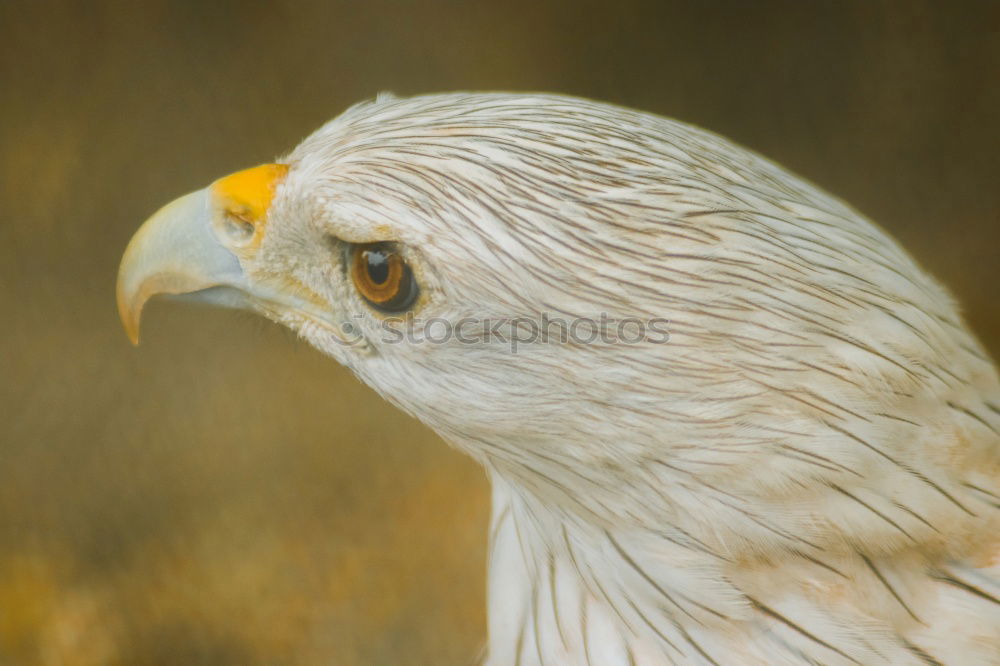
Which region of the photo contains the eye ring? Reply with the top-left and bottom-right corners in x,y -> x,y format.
349,242 -> 419,312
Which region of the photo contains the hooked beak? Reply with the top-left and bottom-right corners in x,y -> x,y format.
116,164 -> 289,344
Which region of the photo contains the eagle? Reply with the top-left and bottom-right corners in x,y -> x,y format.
117,93 -> 1000,665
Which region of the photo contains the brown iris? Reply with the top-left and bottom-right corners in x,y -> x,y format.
350,243 -> 419,312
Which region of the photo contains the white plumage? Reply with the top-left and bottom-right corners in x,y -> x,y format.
119,93 -> 1000,664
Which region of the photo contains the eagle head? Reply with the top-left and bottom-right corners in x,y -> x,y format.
117,93 -> 1000,665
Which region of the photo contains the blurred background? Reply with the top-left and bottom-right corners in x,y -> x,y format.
1,1 -> 998,664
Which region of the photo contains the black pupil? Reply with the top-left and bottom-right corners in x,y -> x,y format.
365,250 -> 390,285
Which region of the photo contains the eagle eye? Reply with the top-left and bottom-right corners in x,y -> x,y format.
349,242 -> 418,312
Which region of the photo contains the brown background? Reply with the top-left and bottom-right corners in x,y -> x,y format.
1,1 -> 998,664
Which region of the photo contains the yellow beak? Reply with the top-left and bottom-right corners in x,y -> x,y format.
116,164 -> 289,344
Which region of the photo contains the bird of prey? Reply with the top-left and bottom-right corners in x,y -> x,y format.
117,93 -> 1000,665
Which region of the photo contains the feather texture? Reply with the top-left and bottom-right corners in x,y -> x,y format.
245,93 -> 1000,664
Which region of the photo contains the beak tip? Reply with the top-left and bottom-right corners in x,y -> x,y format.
116,282 -> 143,347
119,310 -> 142,346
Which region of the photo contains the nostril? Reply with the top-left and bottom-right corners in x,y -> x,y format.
221,211 -> 255,245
